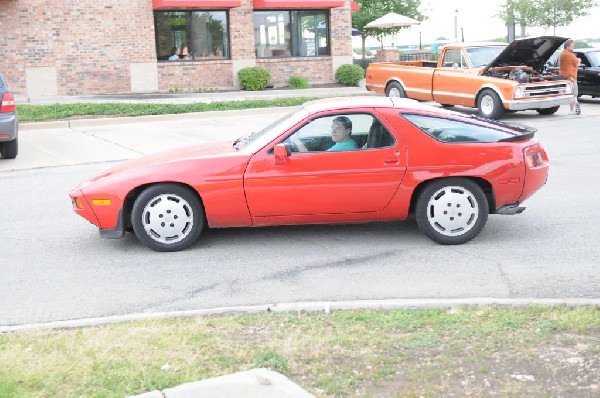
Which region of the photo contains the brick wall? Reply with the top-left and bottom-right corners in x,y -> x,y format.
258,57 -> 334,86
0,0 -> 25,95
0,0 -> 353,97
158,60 -> 234,91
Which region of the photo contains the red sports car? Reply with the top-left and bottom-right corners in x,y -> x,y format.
70,97 -> 549,251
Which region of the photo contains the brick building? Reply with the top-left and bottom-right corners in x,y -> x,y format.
0,0 -> 358,98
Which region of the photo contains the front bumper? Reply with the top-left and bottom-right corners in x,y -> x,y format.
505,95 -> 573,111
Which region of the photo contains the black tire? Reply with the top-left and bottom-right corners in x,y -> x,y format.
536,106 -> 559,115
131,183 -> 204,252
385,82 -> 406,98
415,178 -> 489,245
477,89 -> 505,119
0,137 -> 18,159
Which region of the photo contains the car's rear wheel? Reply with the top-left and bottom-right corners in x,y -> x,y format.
0,137 -> 18,159
386,82 -> 406,98
415,178 -> 489,245
477,89 -> 505,119
536,106 -> 559,115
131,184 -> 204,252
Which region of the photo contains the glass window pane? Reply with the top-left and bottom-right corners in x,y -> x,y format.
403,114 -> 519,143
154,11 -> 229,61
293,11 -> 328,57
189,11 -> 229,59
254,11 -> 291,58
155,12 -> 189,61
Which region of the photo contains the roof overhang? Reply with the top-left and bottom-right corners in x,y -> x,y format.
152,0 -> 242,9
253,0 -> 345,9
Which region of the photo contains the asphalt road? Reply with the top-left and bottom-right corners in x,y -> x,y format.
1,102 -> 599,328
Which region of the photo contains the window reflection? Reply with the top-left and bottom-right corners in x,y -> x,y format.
254,10 -> 329,58
154,11 -> 230,61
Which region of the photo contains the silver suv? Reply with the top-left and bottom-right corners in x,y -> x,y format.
0,71 -> 18,159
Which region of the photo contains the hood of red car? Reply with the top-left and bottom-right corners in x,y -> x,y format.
483,36 -> 568,73
79,141 -> 238,186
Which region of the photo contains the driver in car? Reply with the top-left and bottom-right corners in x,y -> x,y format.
327,116 -> 357,151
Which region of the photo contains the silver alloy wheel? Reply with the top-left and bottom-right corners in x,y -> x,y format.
480,94 -> 495,116
388,87 -> 402,97
426,185 -> 479,237
141,193 -> 194,244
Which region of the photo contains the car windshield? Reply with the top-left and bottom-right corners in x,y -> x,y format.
234,107 -> 309,152
403,113 -> 524,143
586,51 -> 600,67
466,46 -> 506,67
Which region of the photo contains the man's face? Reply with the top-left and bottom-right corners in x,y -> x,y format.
331,121 -> 350,143
567,42 -> 575,51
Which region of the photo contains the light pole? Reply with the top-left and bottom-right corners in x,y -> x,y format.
454,9 -> 458,41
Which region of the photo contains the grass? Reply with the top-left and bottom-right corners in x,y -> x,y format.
16,98 -> 318,122
1,306 -> 598,397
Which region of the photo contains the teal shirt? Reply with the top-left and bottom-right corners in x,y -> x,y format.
327,139 -> 357,152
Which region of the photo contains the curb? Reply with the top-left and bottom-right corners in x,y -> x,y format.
2,297 -> 598,333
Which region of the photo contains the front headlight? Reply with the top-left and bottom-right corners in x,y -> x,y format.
514,86 -> 525,98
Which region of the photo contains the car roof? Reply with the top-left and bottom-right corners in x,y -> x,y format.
302,96 -> 451,114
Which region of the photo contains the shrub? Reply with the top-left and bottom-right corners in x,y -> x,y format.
288,75 -> 311,89
335,64 -> 365,86
238,67 -> 272,91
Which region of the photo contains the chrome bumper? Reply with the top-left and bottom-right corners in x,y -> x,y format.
505,95 -> 573,111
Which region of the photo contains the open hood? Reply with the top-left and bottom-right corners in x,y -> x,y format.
483,36 -> 567,74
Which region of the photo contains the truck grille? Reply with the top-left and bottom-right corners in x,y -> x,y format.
524,83 -> 569,97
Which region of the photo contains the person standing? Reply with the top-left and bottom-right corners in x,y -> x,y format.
559,39 -> 581,115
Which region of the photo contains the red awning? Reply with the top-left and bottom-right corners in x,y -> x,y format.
253,0 -> 345,9
153,0 -> 241,9
351,1 -> 360,11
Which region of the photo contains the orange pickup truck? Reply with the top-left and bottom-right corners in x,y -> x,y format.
365,36 -> 573,118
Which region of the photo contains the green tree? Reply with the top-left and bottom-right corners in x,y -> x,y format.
352,0 -> 425,48
498,0 -> 597,36
536,0 -> 597,33
497,0 -> 538,37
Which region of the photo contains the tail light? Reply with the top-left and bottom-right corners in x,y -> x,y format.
524,144 -> 545,168
0,92 -> 16,113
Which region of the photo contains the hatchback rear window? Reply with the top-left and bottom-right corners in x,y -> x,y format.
402,114 -> 523,143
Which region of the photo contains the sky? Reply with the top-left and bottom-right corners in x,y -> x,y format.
354,0 -> 600,48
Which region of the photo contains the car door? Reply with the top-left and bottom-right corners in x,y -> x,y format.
432,48 -> 475,107
243,110 -> 407,217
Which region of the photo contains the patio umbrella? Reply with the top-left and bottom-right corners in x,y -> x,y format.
364,12 -> 420,29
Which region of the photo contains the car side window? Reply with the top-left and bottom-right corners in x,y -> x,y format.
576,53 -> 591,67
403,114 -> 518,143
281,113 -> 394,153
442,49 -> 466,69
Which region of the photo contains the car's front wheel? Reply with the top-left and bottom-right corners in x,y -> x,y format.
536,106 -> 559,115
415,178 -> 489,245
0,137 -> 18,159
131,184 -> 204,252
477,89 -> 505,119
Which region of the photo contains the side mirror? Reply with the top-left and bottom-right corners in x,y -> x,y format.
274,143 -> 290,165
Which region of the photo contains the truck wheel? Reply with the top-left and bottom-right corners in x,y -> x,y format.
386,82 -> 406,98
536,106 -> 559,115
477,89 -> 505,119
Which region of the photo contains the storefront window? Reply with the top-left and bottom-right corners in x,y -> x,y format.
154,11 -> 230,61
254,10 -> 329,58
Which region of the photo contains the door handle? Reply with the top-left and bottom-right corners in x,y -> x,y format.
383,157 -> 399,165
